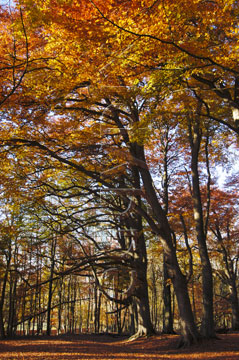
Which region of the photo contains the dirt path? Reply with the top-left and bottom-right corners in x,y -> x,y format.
0,333 -> 239,359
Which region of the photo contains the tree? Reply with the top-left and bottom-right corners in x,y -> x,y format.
0,0 -> 238,345
0,233 -> 12,339
187,105 -> 214,338
210,188 -> 239,330
0,5 -> 29,108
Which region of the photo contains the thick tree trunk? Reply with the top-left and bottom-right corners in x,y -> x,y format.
125,225 -> 155,339
133,143 -> 200,346
200,264 -> 214,337
125,162 -> 155,339
128,283 -> 155,339
172,263 -> 199,347
188,114 -> 215,338
230,283 -> 239,330
132,263 -> 155,338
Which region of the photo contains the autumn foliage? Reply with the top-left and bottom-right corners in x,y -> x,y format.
0,0 -> 239,350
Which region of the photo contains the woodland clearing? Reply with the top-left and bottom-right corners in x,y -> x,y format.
1,333 -> 239,360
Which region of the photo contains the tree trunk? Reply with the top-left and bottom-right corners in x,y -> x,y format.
57,276 -> 63,335
129,303 -> 136,335
94,283 -> 100,333
123,228 -> 155,339
86,284 -> 91,332
230,282 -> 239,330
161,126 -> 174,334
150,262 -> 158,329
163,257 -> 174,334
188,114 -> 215,338
172,264 -> 200,347
214,225 -> 239,331
0,245 -> 12,339
47,238 -> 57,336
132,261 -> 155,338
121,161 -> 155,339
7,272 -> 17,337
133,142 -> 200,346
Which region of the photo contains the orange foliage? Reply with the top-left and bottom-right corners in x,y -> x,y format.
1,333 -> 239,359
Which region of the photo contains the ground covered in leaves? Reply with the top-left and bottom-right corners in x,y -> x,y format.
1,333 -> 239,360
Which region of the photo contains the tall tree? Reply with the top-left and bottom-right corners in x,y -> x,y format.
187,106 -> 214,338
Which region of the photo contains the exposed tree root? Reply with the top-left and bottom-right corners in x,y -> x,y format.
127,327 -> 155,342
177,333 -> 201,348
177,333 -> 221,348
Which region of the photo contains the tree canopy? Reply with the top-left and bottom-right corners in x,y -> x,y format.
0,0 -> 239,347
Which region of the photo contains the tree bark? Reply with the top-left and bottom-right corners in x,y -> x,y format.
161,126 -> 174,334
133,143 -> 200,346
131,256 -> 155,338
163,257 -> 174,334
47,238 -> 57,336
230,281 -> 239,330
188,113 -> 215,338
0,248 -> 11,339
121,160 -> 155,338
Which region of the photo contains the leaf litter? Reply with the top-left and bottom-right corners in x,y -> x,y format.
1,333 -> 239,360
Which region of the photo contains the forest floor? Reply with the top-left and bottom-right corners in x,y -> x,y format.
0,332 -> 239,360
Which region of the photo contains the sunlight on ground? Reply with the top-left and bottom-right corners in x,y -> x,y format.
1,335 -> 239,360
1,353 -> 239,360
